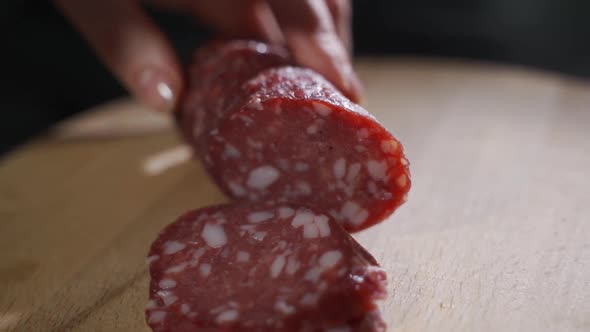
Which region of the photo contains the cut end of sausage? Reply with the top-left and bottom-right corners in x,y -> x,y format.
204,67 -> 411,232
146,202 -> 387,331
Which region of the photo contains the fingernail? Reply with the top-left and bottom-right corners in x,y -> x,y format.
336,59 -> 363,103
135,67 -> 177,112
315,33 -> 364,103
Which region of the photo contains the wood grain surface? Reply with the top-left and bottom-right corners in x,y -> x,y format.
1,58 -> 589,332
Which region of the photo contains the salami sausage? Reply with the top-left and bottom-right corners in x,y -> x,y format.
146,202 -> 387,332
180,41 -> 411,231
178,40 -> 291,155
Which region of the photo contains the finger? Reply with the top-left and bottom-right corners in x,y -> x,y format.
250,1 -> 284,44
325,0 -> 352,54
267,0 -> 362,102
55,0 -> 182,112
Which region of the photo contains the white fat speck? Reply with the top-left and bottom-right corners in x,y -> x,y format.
355,145 -> 367,152
274,300 -> 296,315
270,255 -> 286,278
247,166 -> 280,189
293,211 -> 331,238
216,309 -> 239,323
300,293 -> 319,306
319,250 -> 343,270
145,300 -> 157,310
295,181 -> 312,195
276,158 -> 290,170
291,209 -> 315,227
294,162 -> 309,172
163,294 -> 178,306
236,251 -> 250,262
247,138 -> 263,149
274,240 -> 287,251
181,303 -> 191,315
278,207 -> 295,219
252,231 -> 267,241
397,174 -> 408,187
255,43 -> 268,53
240,224 -> 256,233
400,157 -> 409,166
346,163 -> 361,183
249,98 -> 263,111
157,290 -> 173,301
304,266 -> 322,282
329,209 -> 341,220
238,115 -> 254,125
248,211 -> 274,223
286,256 -> 300,275
313,101 -> 332,116
201,223 -> 227,248
303,223 -> 319,238
188,247 -> 206,267
146,255 -> 159,265
402,193 -> 408,202
228,181 -> 247,197
307,125 -> 318,134
315,215 -> 331,237
333,158 -> 346,179
358,128 -> 369,138
326,326 -> 352,332
166,262 -> 188,274
199,263 -> 212,277
148,311 -> 167,324
222,143 -> 241,159
381,139 -> 399,154
367,160 -> 388,181
159,278 -> 176,289
163,241 -> 186,255
341,201 -> 369,226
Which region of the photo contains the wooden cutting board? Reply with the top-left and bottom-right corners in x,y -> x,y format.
1,58 -> 589,332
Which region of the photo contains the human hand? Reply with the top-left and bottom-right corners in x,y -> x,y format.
55,0 -> 362,112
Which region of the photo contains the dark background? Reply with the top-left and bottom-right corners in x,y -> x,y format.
1,0 -> 589,155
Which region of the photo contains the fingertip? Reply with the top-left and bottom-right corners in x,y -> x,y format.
346,70 -> 364,104
309,32 -> 363,103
